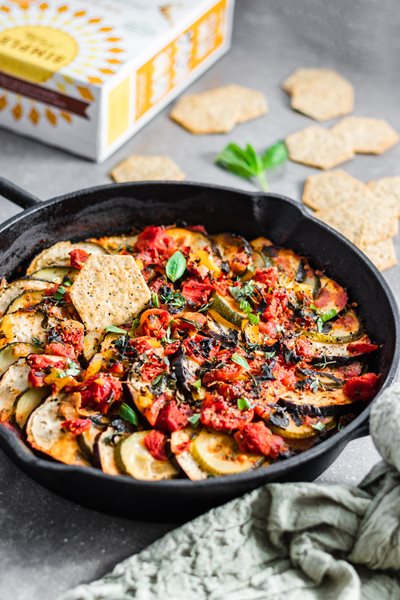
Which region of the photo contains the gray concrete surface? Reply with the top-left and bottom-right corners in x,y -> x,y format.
0,1 -> 398,598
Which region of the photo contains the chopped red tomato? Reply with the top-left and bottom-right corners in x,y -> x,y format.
181,279 -> 213,307
188,225 -> 208,234
130,336 -> 158,354
78,373 -> 122,413
155,400 -> 192,432
144,430 -> 168,461
28,371 -> 46,387
135,226 -> 174,258
348,341 -> 379,355
140,308 -> 172,339
262,289 -> 289,322
235,422 -> 286,458
231,251 -> 251,274
164,341 -> 181,356
109,362 -> 125,375
343,372 -> 378,402
45,342 -> 76,360
202,360 -> 243,385
254,267 -> 279,288
58,320 -> 85,355
336,362 -> 363,378
314,281 -> 347,312
61,418 -> 91,435
173,312 -> 207,332
272,358 -> 297,389
28,354 -> 66,370
183,334 -> 220,365
141,354 -> 166,382
69,249 -> 90,269
200,394 -> 253,431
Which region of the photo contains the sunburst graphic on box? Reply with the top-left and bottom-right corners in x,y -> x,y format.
0,1 -> 126,126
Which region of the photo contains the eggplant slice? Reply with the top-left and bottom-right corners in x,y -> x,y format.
279,388 -> 361,416
14,386 -> 50,429
0,310 -> 47,348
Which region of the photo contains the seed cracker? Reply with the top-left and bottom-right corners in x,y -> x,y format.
286,126 -> 354,170
69,255 -> 151,331
282,68 -> 340,94
170,85 -> 268,134
332,117 -> 399,154
302,170 -> 368,211
363,238 -> 397,271
367,176 -> 400,218
111,155 -> 185,183
291,73 -> 354,121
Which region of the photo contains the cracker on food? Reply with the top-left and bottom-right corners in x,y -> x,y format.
332,117 -> 399,154
363,238 -> 397,271
170,85 -> 268,134
368,176 -> 400,218
285,126 -> 354,170
291,73 -> 354,121
302,170 -> 367,211
69,255 -> 151,331
111,155 -> 185,183
282,68 -> 339,94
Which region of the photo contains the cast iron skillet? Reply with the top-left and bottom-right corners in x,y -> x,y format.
0,176 -> 398,521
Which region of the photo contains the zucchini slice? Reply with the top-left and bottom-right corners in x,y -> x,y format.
313,275 -> 348,314
170,428 -> 208,480
30,266 -> 78,284
26,241 -> 108,275
78,420 -> 105,464
88,235 -> 138,253
210,293 -> 247,328
5,289 -> 51,314
191,430 -> 263,476
14,386 -> 50,429
117,431 -> 179,481
305,309 -> 363,344
0,342 -> 41,376
0,310 -> 47,348
251,238 -> 301,278
212,233 -> 252,275
279,388 -> 360,416
0,358 -> 31,421
295,334 -> 373,362
97,425 -> 131,475
268,414 -> 335,439
0,279 -> 53,316
26,396 -> 90,467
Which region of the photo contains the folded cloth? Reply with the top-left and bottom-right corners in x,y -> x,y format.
59,385 -> 400,600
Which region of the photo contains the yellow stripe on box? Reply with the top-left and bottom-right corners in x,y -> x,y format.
107,75 -> 131,145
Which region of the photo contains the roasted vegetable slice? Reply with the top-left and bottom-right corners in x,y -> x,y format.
0,310 -> 47,348
305,309 -> 363,344
210,293 -> 247,328
170,428 -> 208,480
5,289 -> 51,314
30,266 -> 78,283
14,387 -> 50,429
279,388 -> 360,416
0,358 -> 31,421
166,227 -> 221,275
97,423 -> 131,475
0,279 -> 52,316
117,431 -> 178,481
191,430 -> 263,476
313,275 -> 348,314
26,240 -> 108,275
83,330 -> 103,362
212,232 -> 252,275
268,412 -> 335,439
0,342 -> 41,376
89,235 -> 138,253
295,334 -> 375,362
78,420 -> 105,464
26,396 -> 90,466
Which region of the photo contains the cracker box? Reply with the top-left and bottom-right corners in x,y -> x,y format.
0,0 -> 234,161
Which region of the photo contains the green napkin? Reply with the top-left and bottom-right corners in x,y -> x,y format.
60,385 -> 400,600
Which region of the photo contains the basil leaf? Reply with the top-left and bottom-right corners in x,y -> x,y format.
321,309 -> 338,323
53,285 -> 66,301
105,325 -> 127,334
311,421 -> 325,431
262,140 -> 288,170
237,397 -> 251,411
188,413 -> 201,427
248,313 -> 260,325
119,402 -> 139,427
166,250 -> 187,282
193,378 -> 202,390
215,143 -> 256,179
58,359 -> 80,378
232,353 -> 250,370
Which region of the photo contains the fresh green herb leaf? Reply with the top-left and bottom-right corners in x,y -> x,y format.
150,292 -> 159,308
237,397 -> 251,411
232,353 -> 250,370
198,299 -> 214,313
310,379 -> 319,394
321,308 -> 338,323
261,140 -> 288,170
160,288 -> 186,309
152,373 -> 166,387
239,298 -> 252,312
63,277 -> 73,287
311,421 -> 326,431
130,317 -> 140,333
166,250 -> 187,282
105,325 -> 127,335
188,413 -> 201,427
53,285 -> 66,301
32,336 -> 44,348
58,359 -> 80,378
264,350 -> 277,359
248,312 -> 260,325
316,317 -> 324,333
193,378 -> 202,390
119,402 -> 139,427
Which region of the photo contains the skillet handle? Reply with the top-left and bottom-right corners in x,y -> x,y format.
0,177 -> 41,209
